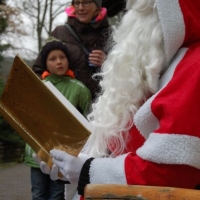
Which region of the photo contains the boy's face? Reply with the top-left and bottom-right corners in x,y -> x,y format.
46,50 -> 69,76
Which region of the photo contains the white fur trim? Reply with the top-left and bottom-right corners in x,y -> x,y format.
155,0 -> 185,66
158,48 -> 187,89
134,48 -> 188,139
90,154 -> 128,184
134,96 -> 159,139
137,133 -> 200,169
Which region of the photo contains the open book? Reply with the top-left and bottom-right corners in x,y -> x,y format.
0,55 -> 91,168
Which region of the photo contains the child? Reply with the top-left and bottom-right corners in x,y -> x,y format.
24,38 -> 91,200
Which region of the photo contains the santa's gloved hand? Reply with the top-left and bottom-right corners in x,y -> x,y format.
50,149 -> 90,184
32,152 -> 41,165
32,153 -> 51,174
32,152 -> 68,181
50,163 -> 68,181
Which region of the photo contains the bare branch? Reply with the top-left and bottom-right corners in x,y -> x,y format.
1,0 -> 71,59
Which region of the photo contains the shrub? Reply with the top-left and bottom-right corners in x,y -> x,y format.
0,79 -> 25,163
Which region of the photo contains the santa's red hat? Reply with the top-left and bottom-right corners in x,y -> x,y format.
155,0 -> 200,66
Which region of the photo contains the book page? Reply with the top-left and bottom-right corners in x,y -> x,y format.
44,81 -> 91,133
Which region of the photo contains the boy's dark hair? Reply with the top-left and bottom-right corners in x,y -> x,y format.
40,38 -> 70,69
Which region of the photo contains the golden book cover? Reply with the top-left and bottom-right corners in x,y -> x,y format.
0,55 -> 91,168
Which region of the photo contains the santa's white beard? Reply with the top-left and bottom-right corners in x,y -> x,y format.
86,0 -> 165,158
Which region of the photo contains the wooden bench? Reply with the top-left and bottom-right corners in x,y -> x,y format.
84,184 -> 200,199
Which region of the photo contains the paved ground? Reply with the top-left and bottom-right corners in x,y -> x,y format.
0,162 -> 32,200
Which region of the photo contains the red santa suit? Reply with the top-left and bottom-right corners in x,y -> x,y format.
75,0 -> 200,197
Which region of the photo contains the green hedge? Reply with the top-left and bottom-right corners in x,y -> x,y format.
0,80 -> 25,163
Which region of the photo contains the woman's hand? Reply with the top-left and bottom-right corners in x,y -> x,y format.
88,50 -> 106,67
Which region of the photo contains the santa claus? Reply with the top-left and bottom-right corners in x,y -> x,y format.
34,0 -> 200,199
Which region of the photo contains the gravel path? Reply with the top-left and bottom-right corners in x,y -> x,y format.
0,162 -> 32,200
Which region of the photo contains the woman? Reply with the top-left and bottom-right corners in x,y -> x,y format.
33,0 -> 111,100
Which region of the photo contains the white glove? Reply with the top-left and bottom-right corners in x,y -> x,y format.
50,149 -> 90,184
32,153 -> 51,174
32,152 -> 41,165
32,152 -> 67,181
